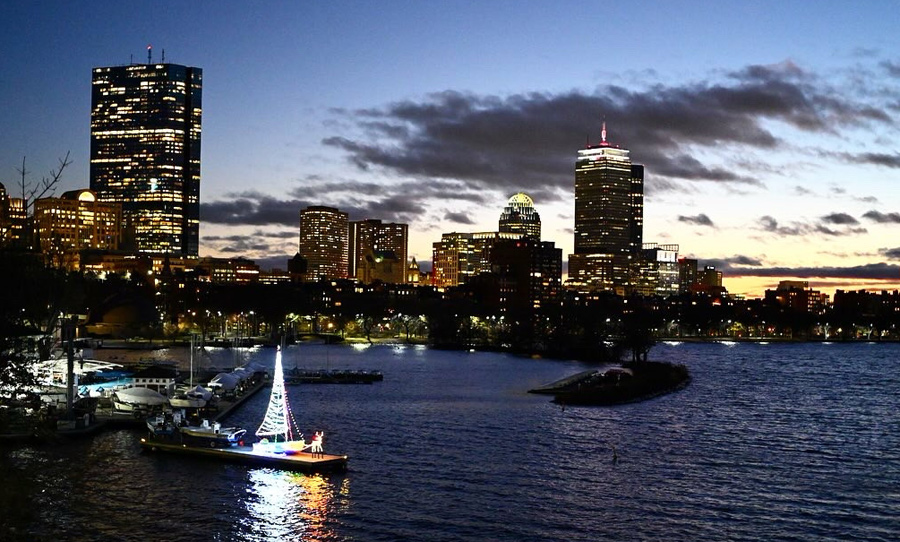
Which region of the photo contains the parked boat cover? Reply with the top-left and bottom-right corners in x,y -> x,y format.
113,387 -> 169,406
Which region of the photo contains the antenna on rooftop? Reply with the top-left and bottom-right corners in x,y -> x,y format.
601,121 -> 607,145
162,49 -> 166,63
147,44 -> 152,64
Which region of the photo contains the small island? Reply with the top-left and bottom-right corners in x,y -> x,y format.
529,361 -> 690,406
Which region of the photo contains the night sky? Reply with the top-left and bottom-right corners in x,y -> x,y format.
3,1 -> 900,297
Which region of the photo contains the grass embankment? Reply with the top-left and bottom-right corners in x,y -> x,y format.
550,361 -> 690,406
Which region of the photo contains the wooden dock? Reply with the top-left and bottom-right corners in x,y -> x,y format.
139,438 -> 348,472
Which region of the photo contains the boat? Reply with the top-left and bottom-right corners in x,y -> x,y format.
112,387 -> 169,414
252,346 -> 314,455
140,346 -> 348,472
168,384 -> 213,409
146,412 -> 247,448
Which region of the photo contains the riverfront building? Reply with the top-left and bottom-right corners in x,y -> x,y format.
33,189 -> 122,270
569,123 -> 643,292
431,231 -> 524,288
90,56 -> 202,256
349,219 -> 409,284
298,206 -> 349,281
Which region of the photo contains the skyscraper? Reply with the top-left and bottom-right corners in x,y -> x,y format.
348,219 -> 409,284
569,123 -> 644,291
298,206 -> 348,281
499,193 -> 541,239
90,55 -> 202,256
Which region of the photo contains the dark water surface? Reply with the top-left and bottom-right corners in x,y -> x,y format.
2,342 -> 899,541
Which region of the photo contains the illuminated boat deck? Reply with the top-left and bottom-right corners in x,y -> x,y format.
140,439 -> 348,473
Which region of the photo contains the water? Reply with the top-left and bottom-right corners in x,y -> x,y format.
2,342 -> 899,541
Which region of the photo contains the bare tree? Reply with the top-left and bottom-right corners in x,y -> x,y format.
1,152 -> 72,245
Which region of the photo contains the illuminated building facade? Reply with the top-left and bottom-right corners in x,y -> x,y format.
196,256 -> 260,283
90,60 -> 202,256
0,182 -> 28,247
678,258 -> 698,293
298,206 -> 348,281
569,124 -> 643,291
349,219 -> 408,284
33,189 -> 122,270
636,243 -> 680,297
431,231 -> 523,287
490,238 -> 563,317
499,193 -> 541,239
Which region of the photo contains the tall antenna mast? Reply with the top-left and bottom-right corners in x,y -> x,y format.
162,49 -> 166,63
601,121 -> 608,145
147,44 -> 152,64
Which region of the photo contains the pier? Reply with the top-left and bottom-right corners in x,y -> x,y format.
139,439 -> 348,472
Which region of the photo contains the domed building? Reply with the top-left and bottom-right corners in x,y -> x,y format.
498,193 -> 541,239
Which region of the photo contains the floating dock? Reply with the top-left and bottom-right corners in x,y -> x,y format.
140,438 -> 348,473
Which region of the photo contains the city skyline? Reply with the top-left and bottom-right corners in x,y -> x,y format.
4,2 -> 900,297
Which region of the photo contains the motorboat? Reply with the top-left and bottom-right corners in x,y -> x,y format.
168,384 -> 213,409
146,413 -> 247,448
112,387 -> 168,413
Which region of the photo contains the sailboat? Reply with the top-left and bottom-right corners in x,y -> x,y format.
253,346 -> 318,455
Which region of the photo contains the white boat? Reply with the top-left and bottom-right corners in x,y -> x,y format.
168,384 -> 213,409
112,387 -> 168,413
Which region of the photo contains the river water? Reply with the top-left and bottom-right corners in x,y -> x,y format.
2,341 -> 898,541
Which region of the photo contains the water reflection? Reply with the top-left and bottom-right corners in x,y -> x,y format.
242,469 -> 347,541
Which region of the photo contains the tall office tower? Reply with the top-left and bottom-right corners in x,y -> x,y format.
33,189 -> 122,270
298,206 -> 348,281
569,123 -> 643,291
499,193 -> 541,239
90,56 -> 202,256
348,219 -> 409,284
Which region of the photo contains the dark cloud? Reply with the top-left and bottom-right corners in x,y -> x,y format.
879,247 -> 900,260
863,210 -> 900,223
201,193 -> 306,226
821,212 -> 859,225
758,215 -> 806,236
726,255 -> 763,266
758,215 -> 865,237
444,211 -> 475,225
717,262 -> 900,280
678,214 -> 714,227
881,60 -> 900,78
324,61 -> 893,195
815,225 -> 867,237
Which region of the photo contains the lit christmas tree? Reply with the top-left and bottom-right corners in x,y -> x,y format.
256,348 -> 299,442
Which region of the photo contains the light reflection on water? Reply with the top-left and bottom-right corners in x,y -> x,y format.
241,469 -> 348,542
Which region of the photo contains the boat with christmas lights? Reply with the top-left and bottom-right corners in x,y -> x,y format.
141,347 -> 347,472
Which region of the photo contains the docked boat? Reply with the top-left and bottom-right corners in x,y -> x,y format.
147,413 -> 247,448
112,387 -> 169,413
168,384 -> 213,409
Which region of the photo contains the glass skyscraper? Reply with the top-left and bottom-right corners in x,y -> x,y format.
90,61 -> 202,256
569,124 -> 644,291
